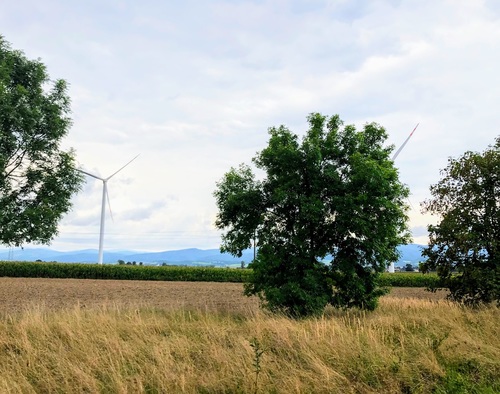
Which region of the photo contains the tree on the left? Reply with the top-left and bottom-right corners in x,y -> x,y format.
0,36 -> 84,246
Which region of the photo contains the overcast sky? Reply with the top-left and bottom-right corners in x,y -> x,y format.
1,0 -> 499,252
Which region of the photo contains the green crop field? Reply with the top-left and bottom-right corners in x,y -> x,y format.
0,261 -> 439,287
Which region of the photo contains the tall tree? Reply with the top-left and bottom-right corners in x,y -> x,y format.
214,113 -> 411,317
421,137 -> 500,306
0,36 -> 83,246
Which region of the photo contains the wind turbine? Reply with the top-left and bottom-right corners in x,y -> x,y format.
78,155 -> 139,265
387,124 -> 419,273
392,123 -> 419,161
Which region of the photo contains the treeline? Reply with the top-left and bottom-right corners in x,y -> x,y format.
0,261 -> 438,287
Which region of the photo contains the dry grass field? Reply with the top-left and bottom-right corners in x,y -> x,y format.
0,278 -> 497,394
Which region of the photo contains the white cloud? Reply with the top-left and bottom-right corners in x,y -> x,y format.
1,0 -> 499,253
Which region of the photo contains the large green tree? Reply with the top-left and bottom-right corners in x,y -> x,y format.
0,36 -> 83,246
214,113 -> 411,317
421,137 -> 500,306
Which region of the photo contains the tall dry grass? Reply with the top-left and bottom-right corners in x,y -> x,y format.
0,298 -> 498,393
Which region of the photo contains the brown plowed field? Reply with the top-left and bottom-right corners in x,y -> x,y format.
0,278 -> 447,315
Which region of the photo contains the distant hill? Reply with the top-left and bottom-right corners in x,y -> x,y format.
0,244 -> 426,267
396,244 -> 426,265
0,247 -> 256,266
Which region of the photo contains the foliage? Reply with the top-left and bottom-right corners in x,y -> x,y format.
214,113 -> 411,317
0,36 -> 83,246
421,137 -> 500,306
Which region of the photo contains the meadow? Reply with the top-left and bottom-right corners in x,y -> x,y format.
0,278 -> 498,393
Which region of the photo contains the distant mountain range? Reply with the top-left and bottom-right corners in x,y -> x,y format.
0,244 -> 426,267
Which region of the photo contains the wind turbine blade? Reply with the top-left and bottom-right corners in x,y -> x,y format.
78,168 -> 105,181
106,154 -> 140,180
106,187 -> 114,222
392,123 -> 419,161
391,124 -> 419,214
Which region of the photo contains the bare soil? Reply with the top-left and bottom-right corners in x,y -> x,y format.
0,278 -> 447,315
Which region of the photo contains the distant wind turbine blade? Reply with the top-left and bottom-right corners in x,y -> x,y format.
392,123 -> 419,161
78,168 -> 105,181
106,187 -> 114,222
106,154 -> 140,180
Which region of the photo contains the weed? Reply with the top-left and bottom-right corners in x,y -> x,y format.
249,337 -> 266,394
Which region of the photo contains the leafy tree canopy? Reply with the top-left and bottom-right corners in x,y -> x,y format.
0,36 -> 83,246
421,137 -> 500,306
214,113 -> 411,317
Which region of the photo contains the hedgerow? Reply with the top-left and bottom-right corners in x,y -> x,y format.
0,262 -> 439,287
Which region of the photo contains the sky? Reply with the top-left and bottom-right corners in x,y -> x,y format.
1,0 -> 499,252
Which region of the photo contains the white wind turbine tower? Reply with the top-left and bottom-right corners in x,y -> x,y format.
387,123 -> 419,273
78,155 -> 139,265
